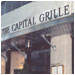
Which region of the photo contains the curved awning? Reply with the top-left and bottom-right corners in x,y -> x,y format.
1,14 -> 74,42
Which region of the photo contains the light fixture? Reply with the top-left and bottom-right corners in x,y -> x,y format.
27,40 -> 30,48
52,45 -> 56,51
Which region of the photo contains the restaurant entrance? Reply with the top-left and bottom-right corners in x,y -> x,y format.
14,30 -> 51,74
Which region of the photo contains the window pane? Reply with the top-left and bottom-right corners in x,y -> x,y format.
1,2 -> 5,15
13,1 -> 21,10
21,1 -> 32,6
5,1 -> 13,13
1,1 -> 32,15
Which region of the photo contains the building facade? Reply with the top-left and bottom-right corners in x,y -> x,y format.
1,1 -> 74,74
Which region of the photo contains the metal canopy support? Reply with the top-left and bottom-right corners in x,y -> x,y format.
11,43 -> 26,59
1,54 -> 7,62
41,34 -> 56,51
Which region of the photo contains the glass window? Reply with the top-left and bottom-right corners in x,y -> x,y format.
5,1 -> 13,13
21,1 -> 32,6
31,50 -> 50,74
1,2 -> 5,15
1,1 -> 32,15
13,1 -> 21,10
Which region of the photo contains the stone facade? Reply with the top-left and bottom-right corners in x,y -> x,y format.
51,34 -> 72,74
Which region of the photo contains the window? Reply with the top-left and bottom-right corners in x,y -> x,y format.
5,1 -> 13,13
21,1 -> 32,6
13,1 -> 21,10
1,2 -> 6,15
1,1 -> 32,15
31,50 -> 50,74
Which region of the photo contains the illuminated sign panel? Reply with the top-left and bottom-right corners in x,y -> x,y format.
51,65 -> 64,74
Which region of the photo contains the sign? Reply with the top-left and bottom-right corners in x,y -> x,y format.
1,5 -> 70,36
51,65 -> 64,74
